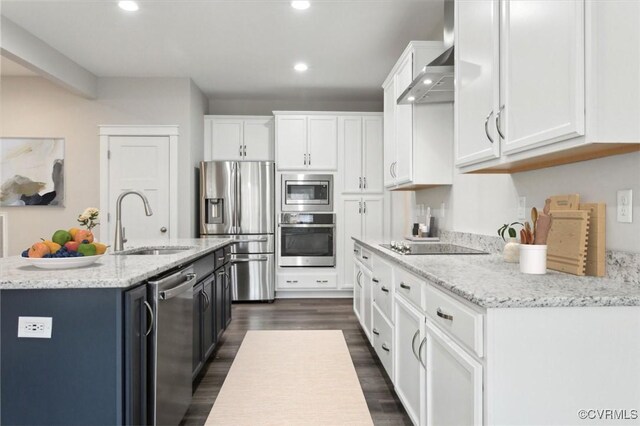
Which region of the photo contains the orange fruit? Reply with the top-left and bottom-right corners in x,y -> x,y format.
92,242 -> 108,255
68,227 -> 80,239
74,229 -> 94,244
41,240 -> 61,254
28,242 -> 50,258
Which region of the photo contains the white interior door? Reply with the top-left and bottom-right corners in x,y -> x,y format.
108,136 -> 171,244
210,119 -> 243,160
243,119 -> 273,161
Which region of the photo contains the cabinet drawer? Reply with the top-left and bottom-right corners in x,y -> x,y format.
277,274 -> 337,289
372,304 -> 394,381
360,248 -> 373,270
424,285 -> 484,357
372,258 -> 393,323
395,267 -> 425,311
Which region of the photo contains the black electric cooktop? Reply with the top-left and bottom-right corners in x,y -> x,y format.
380,243 -> 488,255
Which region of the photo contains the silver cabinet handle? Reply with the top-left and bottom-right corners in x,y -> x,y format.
160,226 -> 167,233
230,256 -> 269,263
484,110 -> 494,144
217,256 -> 225,262
239,144 -> 243,157
411,329 -> 420,361
389,163 -> 394,178
418,337 -> 427,368
356,271 -> 362,287
400,282 -> 411,290
363,177 -> 367,189
358,201 -> 362,214
231,237 -> 268,244
436,308 -> 454,321
308,153 -> 311,166
372,278 -> 379,283
391,162 -> 397,177
381,286 -> 389,293
381,343 -> 390,352
496,105 -> 506,139
372,328 -> 380,336
362,255 -> 369,260
363,201 -> 367,214
359,177 -> 362,189
304,153 -> 307,165
143,301 -> 154,337
243,145 -> 247,157
353,248 -> 359,254
202,289 -> 210,310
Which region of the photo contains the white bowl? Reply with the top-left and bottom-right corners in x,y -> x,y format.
23,254 -> 105,270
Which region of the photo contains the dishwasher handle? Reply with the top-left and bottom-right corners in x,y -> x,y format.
230,256 -> 269,264
159,273 -> 197,300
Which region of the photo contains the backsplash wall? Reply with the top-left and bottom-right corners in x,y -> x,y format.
414,152 -> 640,253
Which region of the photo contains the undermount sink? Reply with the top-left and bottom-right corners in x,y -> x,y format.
114,246 -> 194,256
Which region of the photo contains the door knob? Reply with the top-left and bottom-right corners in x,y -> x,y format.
160,227 -> 167,233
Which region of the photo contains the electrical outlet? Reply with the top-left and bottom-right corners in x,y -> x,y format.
440,202 -> 446,218
517,196 -> 526,220
617,189 -> 633,223
18,316 -> 52,338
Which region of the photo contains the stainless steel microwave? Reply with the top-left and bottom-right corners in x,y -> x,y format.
281,174 -> 333,212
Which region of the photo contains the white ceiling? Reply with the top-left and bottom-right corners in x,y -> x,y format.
0,56 -> 38,76
0,0 -> 444,102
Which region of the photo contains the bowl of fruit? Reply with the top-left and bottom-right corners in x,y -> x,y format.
22,228 -> 109,270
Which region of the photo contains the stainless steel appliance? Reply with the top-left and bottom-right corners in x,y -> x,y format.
148,267 -> 197,426
200,161 -> 275,301
279,213 -> 336,267
381,242 -> 488,255
281,174 -> 333,212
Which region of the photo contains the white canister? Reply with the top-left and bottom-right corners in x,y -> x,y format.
503,238 -> 520,263
519,244 -> 547,274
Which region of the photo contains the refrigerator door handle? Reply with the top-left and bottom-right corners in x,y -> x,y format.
234,161 -> 240,234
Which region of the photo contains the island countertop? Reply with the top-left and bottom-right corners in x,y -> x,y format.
354,238 -> 640,308
0,238 -> 232,290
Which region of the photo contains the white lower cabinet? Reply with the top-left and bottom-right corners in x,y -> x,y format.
372,304 -> 394,381
361,266 -> 373,340
353,263 -> 363,322
425,320 -> 483,426
394,294 -> 426,426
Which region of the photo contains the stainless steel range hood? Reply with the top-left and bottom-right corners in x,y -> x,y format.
398,0 -> 454,105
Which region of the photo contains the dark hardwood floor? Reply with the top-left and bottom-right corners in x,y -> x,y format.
180,298 -> 412,426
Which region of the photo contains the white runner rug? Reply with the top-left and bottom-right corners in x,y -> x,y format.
205,330 -> 373,426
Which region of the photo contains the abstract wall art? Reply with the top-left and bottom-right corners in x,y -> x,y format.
0,138 -> 65,207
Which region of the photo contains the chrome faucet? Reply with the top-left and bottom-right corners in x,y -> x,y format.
114,190 -> 153,251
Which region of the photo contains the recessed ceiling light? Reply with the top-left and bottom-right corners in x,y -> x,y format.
423,79 -> 433,85
291,1 -> 311,10
118,1 -> 139,12
408,96 -> 416,102
294,63 -> 308,72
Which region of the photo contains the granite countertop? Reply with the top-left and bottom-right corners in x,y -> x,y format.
0,238 -> 232,290
354,238 -> 640,308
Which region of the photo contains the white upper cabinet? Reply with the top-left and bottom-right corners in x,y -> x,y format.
456,0 -> 640,173
275,113 -> 337,171
500,0 -> 585,154
204,116 -> 273,162
454,0 -> 501,166
382,41 -> 454,190
340,114 -> 384,194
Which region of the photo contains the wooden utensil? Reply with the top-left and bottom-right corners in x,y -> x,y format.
546,210 -> 590,275
543,198 -> 551,215
520,229 -> 530,245
533,213 -> 552,245
549,194 -> 580,210
531,207 -> 538,240
524,221 -> 533,244
580,203 -> 606,277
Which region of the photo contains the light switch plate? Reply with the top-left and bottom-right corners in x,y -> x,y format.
518,196 -> 526,220
18,316 -> 52,338
617,189 -> 633,223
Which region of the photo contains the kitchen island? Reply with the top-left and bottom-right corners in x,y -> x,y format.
0,238 -> 232,426
352,238 -> 640,426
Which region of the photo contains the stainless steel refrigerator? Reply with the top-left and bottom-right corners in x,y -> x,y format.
200,161 -> 275,301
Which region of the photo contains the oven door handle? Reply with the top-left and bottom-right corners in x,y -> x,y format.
230,237 -> 269,244
279,224 -> 335,228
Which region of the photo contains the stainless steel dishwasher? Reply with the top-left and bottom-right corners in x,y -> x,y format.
147,267 -> 197,426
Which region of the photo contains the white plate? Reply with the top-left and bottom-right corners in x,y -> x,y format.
23,254 -> 105,270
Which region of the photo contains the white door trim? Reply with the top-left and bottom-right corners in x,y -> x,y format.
98,125 -> 179,244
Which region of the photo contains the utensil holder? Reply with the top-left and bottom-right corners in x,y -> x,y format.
519,244 -> 547,274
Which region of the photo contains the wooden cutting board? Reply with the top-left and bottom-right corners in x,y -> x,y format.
579,203 -> 606,277
549,194 -> 580,210
546,210 -> 590,276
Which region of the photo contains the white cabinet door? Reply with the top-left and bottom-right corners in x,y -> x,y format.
455,0 -> 501,166
362,116 -> 383,193
394,53 -> 413,185
383,82 -> 396,188
354,263 -> 363,321
342,198 -> 364,289
340,117 -> 363,193
425,321 -> 483,426
243,118 -> 273,161
307,115 -> 338,170
276,116 -> 308,170
362,197 -> 384,241
501,0 -> 585,154
209,119 -> 243,160
361,266 -> 373,340
394,295 -> 425,426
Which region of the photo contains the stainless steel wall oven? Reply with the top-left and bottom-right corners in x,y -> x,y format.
278,213 -> 336,267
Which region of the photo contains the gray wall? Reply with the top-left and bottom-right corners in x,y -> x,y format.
209,97 -> 383,115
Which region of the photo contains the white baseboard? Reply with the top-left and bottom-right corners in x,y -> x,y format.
276,290 -> 353,299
